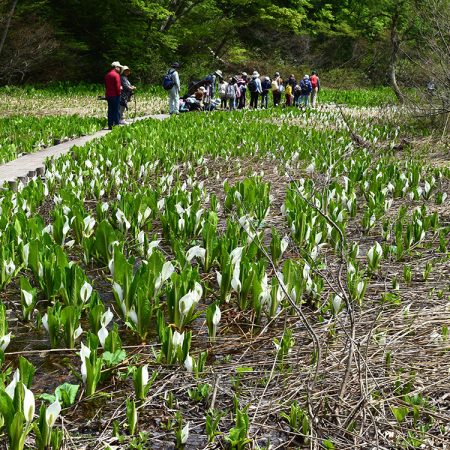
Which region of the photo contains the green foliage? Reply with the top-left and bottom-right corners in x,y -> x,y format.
0,116 -> 103,164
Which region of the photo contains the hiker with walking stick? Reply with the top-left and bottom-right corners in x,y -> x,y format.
120,66 -> 136,124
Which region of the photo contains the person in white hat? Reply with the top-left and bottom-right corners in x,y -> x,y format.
105,61 -> 123,129
166,62 -> 181,115
272,71 -> 282,106
299,75 -> 313,108
193,86 -> 207,107
119,66 -> 136,124
248,71 -> 262,109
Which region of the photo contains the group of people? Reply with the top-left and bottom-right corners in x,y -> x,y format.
164,62 -> 321,115
105,60 -> 321,124
104,61 -> 136,129
217,71 -> 320,111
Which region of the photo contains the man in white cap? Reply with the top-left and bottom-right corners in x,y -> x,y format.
105,61 -> 122,129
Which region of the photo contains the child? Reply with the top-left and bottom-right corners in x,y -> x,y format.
285,83 -> 293,106
294,84 -> 301,106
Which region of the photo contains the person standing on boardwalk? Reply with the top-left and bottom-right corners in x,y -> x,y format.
105,61 -> 122,129
272,71 -> 282,106
237,72 -> 248,109
310,70 -> 321,107
299,75 -> 312,108
287,74 -> 296,90
285,82 -> 293,106
261,76 -> 271,108
167,62 -> 181,115
225,77 -> 239,110
119,66 -> 136,124
248,71 -> 262,109
218,78 -> 229,109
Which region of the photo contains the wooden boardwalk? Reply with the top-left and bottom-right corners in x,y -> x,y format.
0,114 -> 169,187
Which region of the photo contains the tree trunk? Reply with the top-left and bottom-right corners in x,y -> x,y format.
389,10 -> 405,104
0,0 -> 18,57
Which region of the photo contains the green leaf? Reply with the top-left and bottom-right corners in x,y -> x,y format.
391,406 -> 409,422
0,389 -> 14,429
55,383 -> 80,407
18,357 -> 36,388
39,393 -> 56,404
102,349 -> 126,366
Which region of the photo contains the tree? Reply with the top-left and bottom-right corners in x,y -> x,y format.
403,0 -> 450,115
0,0 -> 18,57
0,0 -> 58,83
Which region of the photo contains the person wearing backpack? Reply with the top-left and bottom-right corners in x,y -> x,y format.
310,70 -> 321,108
218,79 -> 229,109
237,72 -> 248,109
272,72 -> 282,106
299,75 -> 312,108
164,62 -> 181,115
248,71 -> 262,109
287,74 -> 296,89
261,76 -> 271,108
225,77 -> 239,110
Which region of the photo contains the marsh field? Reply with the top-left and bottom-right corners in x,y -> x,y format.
0,85 -> 449,450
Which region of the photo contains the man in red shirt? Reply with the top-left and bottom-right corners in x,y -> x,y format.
105,61 -> 122,129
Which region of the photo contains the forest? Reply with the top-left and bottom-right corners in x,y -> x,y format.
0,1 -> 449,449
0,0 -> 449,104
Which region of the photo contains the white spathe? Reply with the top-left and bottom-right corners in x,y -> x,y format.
23,384 -> 35,423
0,332 -> 11,351
155,261 -> 175,291
128,308 -> 138,325
184,354 -> 193,373
98,326 -> 109,347
212,305 -> 221,326
181,422 -> 190,444
42,313 -> 49,332
179,291 -> 197,316
46,398 -> 62,428
5,369 -> 20,399
101,308 -> 114,327
230,246 -> 244,265
73,325 -> 83,340
142,364 -> 149,387
172,331 -> 184,348
80,342 -> 91,362
186,246 -> 206,265
80,281 -> 93,303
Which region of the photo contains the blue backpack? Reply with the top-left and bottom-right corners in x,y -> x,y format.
163,70 -> 175,90
301,79 -> 312,94
248,78 -> 258,92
